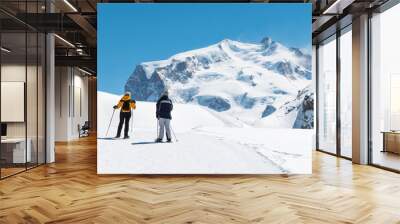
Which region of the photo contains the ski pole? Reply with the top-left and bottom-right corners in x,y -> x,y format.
105,109 -> 116,137
170,123 -> 178,142
130,109 -> 134,135
156,119 -> 159,139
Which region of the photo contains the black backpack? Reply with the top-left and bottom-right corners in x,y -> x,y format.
122,100 -> 131,111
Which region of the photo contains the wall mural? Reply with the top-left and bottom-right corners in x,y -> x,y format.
97,3 -> 313,174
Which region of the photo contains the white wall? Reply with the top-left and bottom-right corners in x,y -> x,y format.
1,63 -> 47,164
55,66 -> 69,141
55,67 -> 89,141
1,65 -> 30,138
70,72 -> 89,138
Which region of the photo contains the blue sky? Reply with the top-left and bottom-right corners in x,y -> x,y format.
98,3 -> 311,94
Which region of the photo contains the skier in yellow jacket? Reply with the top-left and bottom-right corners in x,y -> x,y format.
113,92 -> 136,139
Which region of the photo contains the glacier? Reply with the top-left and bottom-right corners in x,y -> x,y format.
124,37 -> 313,129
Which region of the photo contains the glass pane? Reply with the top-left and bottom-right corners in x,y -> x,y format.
1,31 -> 27,177
371,4 -> 400,171
340,29 -> 352,158
318,36 -> 337,154
27,31 -> 38,169
38,33 -> 46,165
0,1 -> 46,178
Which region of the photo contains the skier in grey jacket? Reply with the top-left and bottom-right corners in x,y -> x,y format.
155,90 -> 173,142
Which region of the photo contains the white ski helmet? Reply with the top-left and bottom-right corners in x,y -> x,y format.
163,89 -> 169,96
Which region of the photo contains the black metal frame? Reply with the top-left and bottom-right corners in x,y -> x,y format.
336,26 -> 341,158
36,4 -> 39,168
0,22 -> 2,179
367,11 -> 373,166
315,44 -> 319,150
25,4 -> 28,172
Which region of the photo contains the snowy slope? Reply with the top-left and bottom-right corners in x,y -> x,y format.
97,91 -> 312,174
256,85 -> 314,128
125,37 -> 313,128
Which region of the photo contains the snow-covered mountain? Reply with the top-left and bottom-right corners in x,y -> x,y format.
125,37 -> 313,129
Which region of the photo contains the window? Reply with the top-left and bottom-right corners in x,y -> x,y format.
340,27 -> 352,158
317,35 -> 337,154
370,3 -> 400,171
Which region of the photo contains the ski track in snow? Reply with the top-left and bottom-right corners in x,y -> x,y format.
97,91 -> 312,174
190,126 -> 288,172
190,127 -> 295,173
